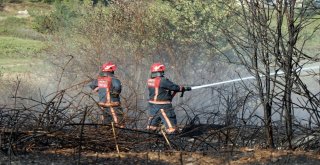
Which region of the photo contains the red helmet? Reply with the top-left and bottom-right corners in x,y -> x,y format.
150,63 -> 165,72
101,62 -> 117,72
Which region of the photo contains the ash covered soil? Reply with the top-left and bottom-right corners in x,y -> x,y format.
1,149 -> 320,165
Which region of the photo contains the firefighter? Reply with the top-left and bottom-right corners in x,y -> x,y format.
147,62 -> 191,134
90,62 -> 124,127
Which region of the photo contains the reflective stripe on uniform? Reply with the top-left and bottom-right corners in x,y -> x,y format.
148,100 -> 171,104
154,77 -> 160,101
110,107 -> 118,124
147,125 -> 158,130
160,109 -> 173,128
98,102 -> 120,107
106,88 -> 111,103
154,87 -> 159,101
166,128 -> 176,133
148,77 -> 161,101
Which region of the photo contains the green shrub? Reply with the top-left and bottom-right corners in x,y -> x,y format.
32,0 -> 79,33
33,14 -> 57,33
0,0 -> 3,11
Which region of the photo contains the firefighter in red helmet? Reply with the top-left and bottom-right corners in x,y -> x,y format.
90,62 -> 124,127
147,62 -> 191,134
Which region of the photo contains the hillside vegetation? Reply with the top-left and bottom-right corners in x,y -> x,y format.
0,1 -> 319,164
0,2 -> 49,74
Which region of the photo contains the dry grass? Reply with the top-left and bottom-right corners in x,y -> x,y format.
5,148 -> 311,165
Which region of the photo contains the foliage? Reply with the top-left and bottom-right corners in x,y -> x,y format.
0,36 -> 46,73
41,0 -> 238,80
33,0 -> 79,33
0,36 -> 45,58
0,16 -> 27,34
161,0 -> 237,43
0,2 -> 51,74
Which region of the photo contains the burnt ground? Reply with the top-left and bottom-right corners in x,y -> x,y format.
1,125 -> 320,165
1,148 -> 320,165
1,124 -> 320,165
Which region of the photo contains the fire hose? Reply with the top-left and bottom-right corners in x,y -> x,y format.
184,65 -> 320,92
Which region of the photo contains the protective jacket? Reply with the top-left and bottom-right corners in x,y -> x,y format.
90,72 -> 121,107
147,76 -> 182,104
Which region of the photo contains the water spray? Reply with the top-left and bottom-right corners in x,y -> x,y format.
191,65 -> 320,90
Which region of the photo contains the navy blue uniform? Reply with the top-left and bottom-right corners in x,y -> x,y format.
90,72 -> 124,126
147,76 -> 183,133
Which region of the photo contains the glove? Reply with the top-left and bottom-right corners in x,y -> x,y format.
180,86 -> 191,97
184,87 -> 192,91
181,86 -> 192,92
